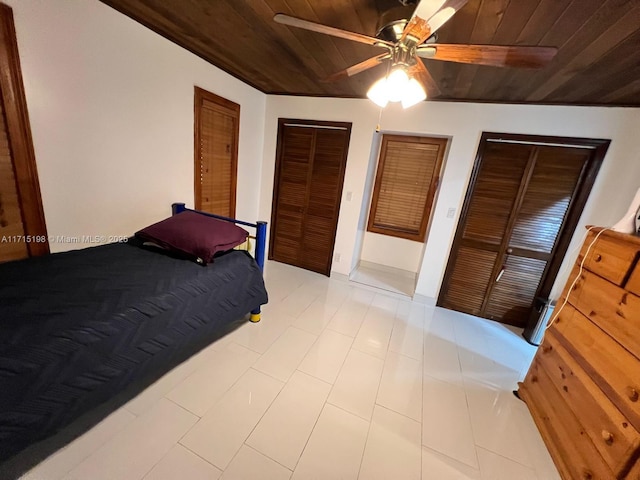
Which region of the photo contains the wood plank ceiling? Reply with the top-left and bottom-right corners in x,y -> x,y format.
99,0 -> 640,107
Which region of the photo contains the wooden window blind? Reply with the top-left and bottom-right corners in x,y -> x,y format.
367,135 -> 447,242
194,87 -> 239,218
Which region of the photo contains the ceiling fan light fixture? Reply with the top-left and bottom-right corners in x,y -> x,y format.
367,76 -> 390,107
401,78 -> 427,108
386,68 -> 410,102
367,66 -> 426,109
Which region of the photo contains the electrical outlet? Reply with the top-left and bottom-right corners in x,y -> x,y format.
334,253 -> 341,263
346,191 -> 353,201
446,208 -> 456,218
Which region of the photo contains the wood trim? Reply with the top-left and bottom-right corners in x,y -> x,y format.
481,131 -> 611,149
268,118 -> 287,263
193,86 -> 239,217
367,134 -> 447,243
0,3 -> 48,256
278,118 -> 353,130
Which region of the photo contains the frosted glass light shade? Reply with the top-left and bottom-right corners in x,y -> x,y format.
401,78 -> 427,108
366,77 -> 389,107
386,68 -> 409,102
367,67 -> 427,109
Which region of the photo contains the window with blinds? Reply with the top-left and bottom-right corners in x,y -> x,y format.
194,87 -> 239,218
367,135 -> 447,242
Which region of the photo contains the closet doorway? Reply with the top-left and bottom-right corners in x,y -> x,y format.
269,119 -> 351,276
351,134 -> 447,297
438,132 -> 609,328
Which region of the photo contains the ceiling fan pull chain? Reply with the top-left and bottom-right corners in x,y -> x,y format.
376,105 -> 384,132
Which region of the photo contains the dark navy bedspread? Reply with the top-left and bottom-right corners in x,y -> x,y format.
0,242 -> 267,463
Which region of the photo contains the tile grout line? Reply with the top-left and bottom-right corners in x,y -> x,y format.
239,443 -> 294,475
421,444 -> 482,476
475,445 -> 539,477
355,298 -> 402,478
286,398 -> 331,475
173,363 -> 282,455
172,443 -> 224,476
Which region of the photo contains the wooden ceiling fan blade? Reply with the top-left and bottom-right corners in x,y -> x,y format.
409,60 -> 441,98
324,53 -> 391,82
424,0 -> 469,35
274,14 -> 393,48
417,44 -> 558,68
401,0 -> 469,45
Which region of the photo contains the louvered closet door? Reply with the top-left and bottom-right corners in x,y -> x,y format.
439,137 -> 596,328
299,128 -> 350,274
270,120 -> 351,276
440,143 -> 531,316
485,147 -> 588,324
271,126 -> 314,266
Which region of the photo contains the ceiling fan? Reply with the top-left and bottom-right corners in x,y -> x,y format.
274,0 -> 557,108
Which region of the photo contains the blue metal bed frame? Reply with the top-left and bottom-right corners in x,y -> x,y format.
171,202 -> 267,322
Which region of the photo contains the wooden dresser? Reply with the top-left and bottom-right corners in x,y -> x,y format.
519,228 -> 640,480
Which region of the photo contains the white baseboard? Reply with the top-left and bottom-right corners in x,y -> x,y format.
330,272 -> 350,283
412,294 -> 436,306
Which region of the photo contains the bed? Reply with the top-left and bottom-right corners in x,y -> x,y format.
0,204 -> 268,470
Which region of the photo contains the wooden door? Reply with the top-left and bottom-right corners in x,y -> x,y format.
0,4 -> 47,263
438,133 -> 609,327
269,119 -> 351,276
194,87 -> 238,218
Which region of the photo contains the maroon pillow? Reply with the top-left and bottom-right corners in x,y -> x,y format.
135,211 -> 248,264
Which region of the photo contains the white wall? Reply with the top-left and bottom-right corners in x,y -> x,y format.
8,0 -> 266,252
261,96 -> 640,301
360,233 -> 424,273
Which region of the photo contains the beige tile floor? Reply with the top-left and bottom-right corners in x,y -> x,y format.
350,263 -> 417,297
21,260 -> 560,480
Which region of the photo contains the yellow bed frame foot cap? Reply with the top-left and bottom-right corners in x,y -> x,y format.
250,313 -> 261,323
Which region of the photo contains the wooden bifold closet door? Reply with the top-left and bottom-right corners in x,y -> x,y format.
439,133 -> 609,328
269,119 -> 351,276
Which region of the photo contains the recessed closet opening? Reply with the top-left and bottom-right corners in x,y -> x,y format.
350,132 -> 449,297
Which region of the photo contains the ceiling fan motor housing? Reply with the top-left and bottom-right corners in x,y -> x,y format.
376,5 -> 412,41
392,43 -> 416,68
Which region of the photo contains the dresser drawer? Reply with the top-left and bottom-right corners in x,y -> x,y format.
581,231 -> 639,286
550,302 -> 578,336
559,263 -> 584,303
521,357 -> 616,480
571,269 -> 640,359
557,310 -> 640,432
539,330 -> 640,476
